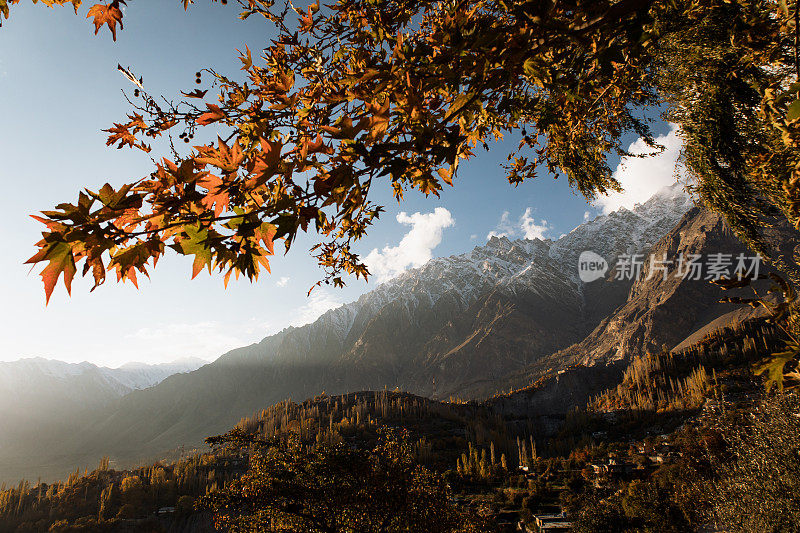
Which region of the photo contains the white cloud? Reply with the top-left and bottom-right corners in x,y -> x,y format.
289,289 -> 342,327
595,123 -> 687,214
125,322 -> 247,363
520,208 -> 550,240
583,211 -> 591,221
276,276 -> 290,287
83,296 -> 345,366
364,207 -> 455,282
487,211 -> 514,240
487,209 -> 551,241
248,290 -> 343,336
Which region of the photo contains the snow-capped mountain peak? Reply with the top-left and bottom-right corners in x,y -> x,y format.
371,183 -> 693,304
260,184 -> 694,348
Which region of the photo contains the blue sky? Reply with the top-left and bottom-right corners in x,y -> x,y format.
0,1 -> 683,366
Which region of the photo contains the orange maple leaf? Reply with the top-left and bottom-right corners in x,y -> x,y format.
181,89 -> 208,99
105,122 -> 137,149
437,166 -> 454,186
196,137 -> 246,173
86,1 -> 125,41
245,138 -> 283,188
26,242 -> 77,305
238,45 -> 253,70
302,134 -> 333,157
197,104 -> 226,125
197,174 -> 230,217
357,100 -> 391,142
256,222 -> 277,255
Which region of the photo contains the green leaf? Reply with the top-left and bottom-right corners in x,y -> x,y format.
180,225 -> 213,279
523,57 -> 536,77
755,344 -> 800,391
787,99 -> 800,122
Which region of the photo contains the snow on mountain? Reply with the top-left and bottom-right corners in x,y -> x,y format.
242,183 -> 694,371
293,184 -> 694,339
386,183 -> 691,298
0,357 -> 207,398
0,358 -> 93,382
104,357 -> 208,391
547,182 -> 694,272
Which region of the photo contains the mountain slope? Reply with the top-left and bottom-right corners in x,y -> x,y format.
0,185 -> 699,482
549,207 -> 760,367
490,206 -> 772,413
0,357 -> 206,481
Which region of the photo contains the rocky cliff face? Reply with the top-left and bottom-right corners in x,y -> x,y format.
491,206 -> 772,415
551,208 -> 760,367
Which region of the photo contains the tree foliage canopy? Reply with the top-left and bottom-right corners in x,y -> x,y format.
704,394 -> 800,532
6,0 -> 800,301
201,428 -> 491,532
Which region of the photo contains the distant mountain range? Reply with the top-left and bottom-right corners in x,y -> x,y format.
0,357 -> 206,480
0,357 -> 208,399
0,184 -> 765,483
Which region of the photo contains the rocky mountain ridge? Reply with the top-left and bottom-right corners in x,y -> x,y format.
241,183 -> 694,374
294,183 -> 694,346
